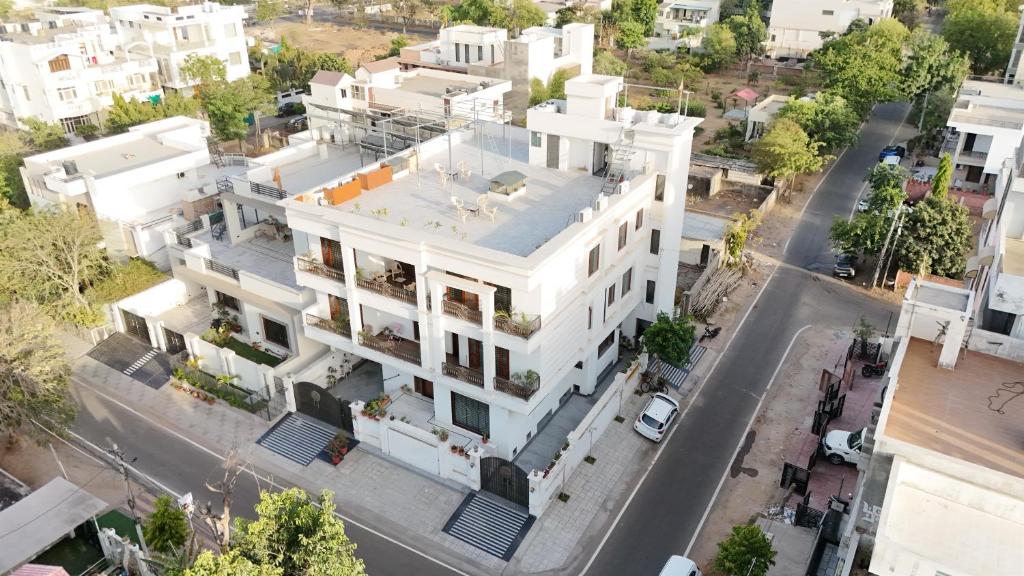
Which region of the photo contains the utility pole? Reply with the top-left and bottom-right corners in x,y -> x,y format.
107,444 -> 150,557
871,207 -> 902,288
881,209 -> 908,288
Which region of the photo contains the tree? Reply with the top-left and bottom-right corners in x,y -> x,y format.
22,118 -> 68,151
896,195 -> 973,278
199,75 -> 274,150
144,495 -> 189,555
829,164 -> 908,256
594,49 -> 627,75
901,29 -> 970,102
491,0 -> 548,36
0,301 -> 76,443
943,0 -> 1017,75
385,35 -> 409,58
615,20 -> 646,60
547,68 -> 576,100
159,92 -> 201,118
931,153 -> 952,198
106,93 -> 160,133
185,550 -> 282,576
528,77 -> 550,106
181,54 -> 228,87
448,0 -> 499,25
865,163 -> 911,200
724,209 -> 762,266
303,0 -> 318,25
0,132 -> 28,208
630,0 -> 658,36
264,41 -> 352,94
556,1 -> 602,28
255,0 -> 283,22
751,119 -> 828,189
893,0 -> 925,27
777,90 -> 860,153
392,0 -> 422,33
725,0 -> 766,61
201,449 -> 246,551
700,23 -> 737,71
233,489 -> 366,576
811,19 -> 909,117
714,524 -> 777,576
641,312 -> 696,383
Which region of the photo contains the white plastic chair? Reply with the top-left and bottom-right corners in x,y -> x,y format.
451,196 -> 469,223
477,195 -> 497,222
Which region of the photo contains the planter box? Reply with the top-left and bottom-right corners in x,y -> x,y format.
359,164 -> 393,190
325,180 -> 361,205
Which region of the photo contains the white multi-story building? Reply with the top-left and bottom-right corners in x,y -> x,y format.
20,116 -> 242,269
942,80 -> 1024,195
281,74 -> 698,466
650,0 -> 721,50
111,2 -> 249,94
399,23 -> 593,110
0,7 -> 161,132
767,0 -> 893,58
837,279 -> 1024,575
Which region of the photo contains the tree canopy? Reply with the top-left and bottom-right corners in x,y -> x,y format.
751,119 -> 828,186
144,494 -> 189,555
725,0 -> 766,61
105,92 -> 200,134
198,75 -> 275,147
777,91 -> 860,153
811,19 -> 909,117
642,312 -> 696,374
943,0 -> 1018,75
902,28 -> 970,101
829,164 -> 909,256
615,20 -> 646,58
181,54 -> 228,86
700,23 -> 738,71
931,153 -> 952,198
895,194 -> 973,278
260,41 -> 352,94
714,525 -> 777,576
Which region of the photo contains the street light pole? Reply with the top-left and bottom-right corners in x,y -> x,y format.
107,444 -> 150,557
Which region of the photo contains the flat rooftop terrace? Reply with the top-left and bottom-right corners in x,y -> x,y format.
325,127 -> 604,257
73,136 -> 186,178
193,229 -> 299,289
886,338 -> 1024,479
255,143 -> 367,197
397,74 -> 485,98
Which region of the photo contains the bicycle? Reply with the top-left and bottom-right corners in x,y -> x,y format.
638,371 -> 667,394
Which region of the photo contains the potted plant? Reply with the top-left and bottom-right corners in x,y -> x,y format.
450,444 -> 459,453
328,431 -> 349,465
481,434 -> 489,445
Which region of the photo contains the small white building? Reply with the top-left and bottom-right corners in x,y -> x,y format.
20,116 -> 242,269
111,2 -> 249,94
744,94 -> 790,141
650,0 -> 721,51
0,7 -> 161,132
766,0 -> 893,59
943,80 -> 1024,195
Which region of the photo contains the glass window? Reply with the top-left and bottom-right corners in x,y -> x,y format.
588,245 -> 600,276
635,208 -> 644,230
451,392 -> 490,436
477,45 -> 483,61
531,131 -> 542,147
262,316 -> 290,349
607,283 -> 616,306
587,306 -> 592,329
655,174 -> 666,201
57,87 -> 77,102
646,280 -> 656,304
621,268 -> 632,296
454,42 -> 461,62
598,330 -> 615,356
650,229 -> 661,255
618,222 -> 628,250
216,291 -> 239,311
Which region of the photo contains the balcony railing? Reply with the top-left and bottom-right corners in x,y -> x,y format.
494,376 -> 540,401
305,313 -> 352,338
297,257 -> 345,283
442,299 -> 482,324
359,332 -> 421,365
443,362 -> 484,387
494,314 -> 542,339
204,258 -> 239,280
356,277 -> 417,304
172,218 -> 202,248
250,181 -> 288,200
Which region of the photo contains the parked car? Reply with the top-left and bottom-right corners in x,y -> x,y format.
633,392 -> 679,442
878,145 -> 906,162
833,254 -> 857,278
658,556 -> 702,576
276,102 -> 304,117
286,116 -> 308,131
856,197 -> 871,212
821,427 -> 866,465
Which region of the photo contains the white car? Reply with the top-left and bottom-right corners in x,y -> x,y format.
856,198 -> 870,212
658,556 -> 702,576
633,392 -> 680,442
821,427 -> 865,466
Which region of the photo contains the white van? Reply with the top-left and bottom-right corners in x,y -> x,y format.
658,556 -> 702,576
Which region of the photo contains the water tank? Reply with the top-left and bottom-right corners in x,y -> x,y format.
62,160 -> 78,176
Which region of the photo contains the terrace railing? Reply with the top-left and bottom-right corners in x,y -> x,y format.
494,314 -> 542,339
297,257 -> 345,284
443,362 -> 484,387
442,299 -> 482,325
356,277 -> 417,305
306,313 -> 352,338
250,180 -> 288,200
359,332 -> 421,366
204,258 -> 239,280
494,375 -> 540,401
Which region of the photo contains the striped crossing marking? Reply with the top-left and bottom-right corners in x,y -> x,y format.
443,493 -> 534,561
257,413 -> 337,466
657,343 -> 707,392
124,350 -> 158,376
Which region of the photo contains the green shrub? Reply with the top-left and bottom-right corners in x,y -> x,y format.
85,258 -> 167,305
76,124 -> 100,141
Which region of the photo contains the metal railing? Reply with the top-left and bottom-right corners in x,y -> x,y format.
217,177 -> 235,195
297,257 -> 345,283
356,277 -> 417,304
359,332 -> 421,365
250,180 -> 288,200
305,313 -> 352,338
494,376 -> 540,401
442,362 -> 484,387
173,218 -> 203,248
442,299 -> 482,324
204,258 -> 239,280
959,149 -> 988,160
493,314 -> 542,339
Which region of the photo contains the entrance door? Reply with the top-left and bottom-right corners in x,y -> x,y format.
700,244 -> 711,267
163,328 -> 186,355
468,338 -> 482,369
414,376 -> 434,399
480,457 -> 529,507
592,142 -> 608,175
495,347 -> 509,380
546,135 -> 560,168
966,165 -> 983,183
294,381 -> 347,429
122,310 -> 150,344
320,237 -> 343,271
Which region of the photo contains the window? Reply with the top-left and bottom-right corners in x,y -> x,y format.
454,42 -> 461,62
224,23 -> 237,37
339,88 -> 348,98
607,283 -> 616,306
621,268 -> 632,296
531,131 -> 542,147
618,222 -> 628,250
598,330 -> 615,357
451,392 -> 490,436
48,54 -> 71,73
635,208 -> 644,230
588,245 -> 600,276
650,229 -> 661,255
646,280 -> 656,304
216,291 -> 240,311
491,44 -> 495,63
57,87 -> 77,102
93,79 -> 113,95
477,45 -> 483,61
229,52 -> 241,66
262,316 -> 290,349
21,85 -> 29,101
655,174 -> 666,201
130,73 -> 145,87
822,9 -> 834,15
587,306 -> 592,329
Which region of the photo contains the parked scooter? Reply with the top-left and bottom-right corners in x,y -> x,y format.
700,325 -> 722,343
862,361 -> 888,378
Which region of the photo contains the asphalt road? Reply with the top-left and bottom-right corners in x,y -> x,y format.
583,102 -> 913,576
69,381 -> 462,576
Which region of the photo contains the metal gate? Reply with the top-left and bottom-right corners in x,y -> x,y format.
293,381 -> 347,430
122,310 -> 150,344
480,457 -> 529,507
163,328 -> 187,355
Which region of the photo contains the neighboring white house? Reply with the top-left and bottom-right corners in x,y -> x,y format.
19,116 -> 242,269
650,0 -> 721,51
279,73 -> 698,486
399,23 -> 594,110
942,80 -> 1024,195
836,279 -> 1024,576
766,0 -> 893,58
0,7 -> 161,132
111,2 -> 249,94
744,94 -> 790,140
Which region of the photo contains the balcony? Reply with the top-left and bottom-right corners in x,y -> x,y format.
356,277 -> 417,305
494,375 -> 540,401
442,299 -> 482,324
305,313 -> 352,338
359,330 -> 421,366
297,257 -> 345,284
958,149 -> 988,166
204,258 -> 239,280
493,313 -> 542,339
442,361 -> 484,387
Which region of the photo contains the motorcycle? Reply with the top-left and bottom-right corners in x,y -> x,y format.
862,361 -> 888,378
700,325 -> 721,343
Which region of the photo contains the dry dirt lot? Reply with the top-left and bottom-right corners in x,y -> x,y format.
249,21 -> 432,66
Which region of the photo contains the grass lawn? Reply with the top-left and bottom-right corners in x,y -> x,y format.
225,337 -> 285,367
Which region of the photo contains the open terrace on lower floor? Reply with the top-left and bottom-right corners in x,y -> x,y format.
192,229 -> 299,289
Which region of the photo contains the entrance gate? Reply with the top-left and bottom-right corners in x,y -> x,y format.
480,457 -> 529,508
293,381 -> 350,431
163,328 -> 186,355
122,310 -> 150,344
